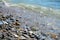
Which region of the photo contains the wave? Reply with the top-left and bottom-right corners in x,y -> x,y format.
2,0 -> 60,18
9,3 -> 60,18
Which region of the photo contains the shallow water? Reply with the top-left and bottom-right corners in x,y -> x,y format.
6,0 -> 60,29
7,0 -> 60,9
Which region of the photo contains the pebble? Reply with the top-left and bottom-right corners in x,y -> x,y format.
12,33 -> 19,38
0,21 -> 3,25
19,36 -> 27,40
0,3 -> 59,40
11,28 -> 16,32
2,21 -> 8,25
51,33 -> 58,39
0,32 -> 2,38
30,26 -> 39,31
0,13 -> 59,40
13,22 -> 20,26
22,34 -> 30,38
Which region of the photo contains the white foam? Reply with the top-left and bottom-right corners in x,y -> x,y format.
2,0 -> 10,7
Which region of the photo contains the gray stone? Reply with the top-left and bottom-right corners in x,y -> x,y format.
22,34 -> 30,38
11,28 -> 17,32
0,32 -> 2,38
20,36 -> 27,40
0,21 -> 3,25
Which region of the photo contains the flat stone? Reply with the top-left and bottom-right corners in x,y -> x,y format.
2,21 -> 8,25
14,22 -> 20,26
11,28 -> 16,32
29,31 -> 33,34
20,36 -> 27,40
30,27 -> 39,31
22,34 -> 30,38
12,33 -> 19,38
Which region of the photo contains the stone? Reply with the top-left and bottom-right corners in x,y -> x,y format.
19,17 -> 22,18
47,32 -> 58,39
14,34 -> 19,38
0,32 -> 2,38
29,33 -> 35,38
33,34 -> 40,40
51,33 -> 58,39
13,22 -> 20,26
26,27 -> 31,31
19,36 -> 27,40
2,21 -> 8,25
1,16 -> 6,20
18,28 -> 24,31
6,37 -> 11,40
22,34 -> 30,38
45,36 -> 53,40
11,28 -> 16,32
40,36 -> 46,40
16,19 -> 19,21
10,17 -> 14,21
30,27 -> 39,31
6,15 -> 13,19
0,21 -> 3,25
29,31 -> 33,34
41,32 -> 47,37
6,27 -> 11,31
0,21 -> 4,29
1,33 -> 4,39
11,33 -> 19,38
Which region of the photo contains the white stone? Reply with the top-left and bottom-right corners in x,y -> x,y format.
2,21 -> 8,24
20,36 -> 26,39
29,31 -> 33,34
13,33 -> 19,37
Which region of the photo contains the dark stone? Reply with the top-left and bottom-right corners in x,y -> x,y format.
9,15 -> 13,17
6,27 -> 11,31
41,32 -> 47,37
22,31 -> 27,34
42,39 -> 45,40
7,38 -> 11,40
34,35 -> 40,40
6,33 -> 10,36
29,34 -> 35,38
16,19 -> 19,21
0,25 -> 2,29
10,18 -> 14,20
19,17 -> 22,18
1,34 -> 4,39
0,11 -> 2,13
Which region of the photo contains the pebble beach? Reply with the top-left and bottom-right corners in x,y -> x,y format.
0,0 -> 60,40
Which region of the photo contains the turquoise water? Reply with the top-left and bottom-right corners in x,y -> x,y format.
8,0 -> 60,9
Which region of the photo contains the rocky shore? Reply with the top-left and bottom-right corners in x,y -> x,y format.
0,1 -> 60,40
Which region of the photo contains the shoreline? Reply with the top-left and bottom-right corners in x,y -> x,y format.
1,0 -> 60,19
9,3 -> 60,18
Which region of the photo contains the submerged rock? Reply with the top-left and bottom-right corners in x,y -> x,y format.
0,21 -> 3,25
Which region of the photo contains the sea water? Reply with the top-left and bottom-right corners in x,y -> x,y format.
7,0 -> 60,9
6,0 -> 60,29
